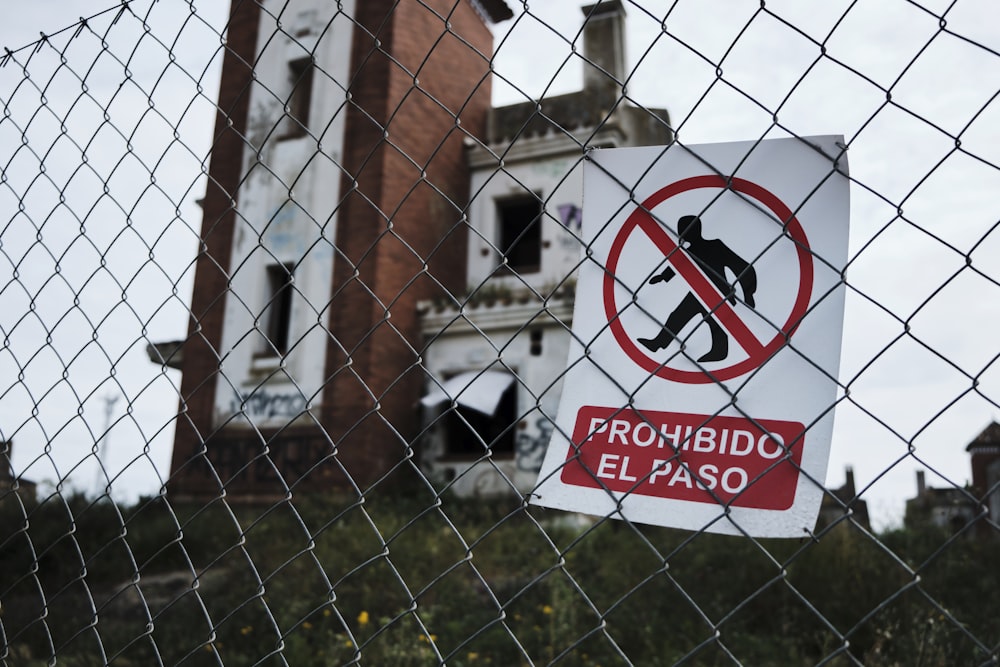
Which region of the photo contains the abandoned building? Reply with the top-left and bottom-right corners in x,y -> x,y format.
904,422 -> 1000,535
904,469 -> 979,533
416,1 -> 672,495
148,0 -> 1000,527
816,467 -> 870,530
163,0 -> 512,500
158,0 -> 674,501
0,440 -> 36,503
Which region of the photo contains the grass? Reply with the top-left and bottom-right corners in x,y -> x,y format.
1,488 -> 996,666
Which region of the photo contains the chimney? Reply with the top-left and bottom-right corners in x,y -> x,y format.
580,1 -> 626,99
844,466 -> 856,496
916,469 -> 926,496
1,440 -> 11,480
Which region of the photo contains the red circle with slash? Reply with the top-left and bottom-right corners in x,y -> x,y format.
603,175 -> 814,383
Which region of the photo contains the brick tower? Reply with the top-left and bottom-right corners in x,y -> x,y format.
966,422 -> 1000,530
167,0 -> 511,501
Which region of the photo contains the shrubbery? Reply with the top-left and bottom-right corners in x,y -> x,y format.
1,489 -> 996,665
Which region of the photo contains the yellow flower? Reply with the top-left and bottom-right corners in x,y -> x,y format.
357,610 -> 369,626
344,640 -> 354,648
323,608 -> 332,617
303,621 -> 314,630
240,626 -> 252,636
467,651 -> 479,661
541,604 -> 554,615
418,633 -> 438,643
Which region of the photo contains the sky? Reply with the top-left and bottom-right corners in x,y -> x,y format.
1,0 -> 999,530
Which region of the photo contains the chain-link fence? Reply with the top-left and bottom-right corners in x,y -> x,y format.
1,0 -> 999,664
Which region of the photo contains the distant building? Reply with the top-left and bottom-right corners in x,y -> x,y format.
0,441 -> 36,503
903,423 -> 1000,535
817,467 -> 870,530
967,421 -> 1000,533
904,469 -> 979,533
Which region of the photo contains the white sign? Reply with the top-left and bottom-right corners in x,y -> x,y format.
532,136 -> 850,538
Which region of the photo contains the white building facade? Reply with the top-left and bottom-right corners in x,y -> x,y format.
211,1 -> 355,430
418,1 -> 673,496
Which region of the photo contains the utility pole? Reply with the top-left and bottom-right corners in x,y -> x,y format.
93,393 -> 120,498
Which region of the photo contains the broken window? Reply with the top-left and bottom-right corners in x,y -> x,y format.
443,380 -> 517,457
281,57 -> 314,138
261,263 -> 294,356
530,328 -> 543,356
421,370 -> 518,458
497,194 -> 542,273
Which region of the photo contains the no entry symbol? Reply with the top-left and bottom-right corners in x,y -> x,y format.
603,175 -> 814,383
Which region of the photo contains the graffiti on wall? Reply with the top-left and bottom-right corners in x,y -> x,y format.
228,387 -> 307,423
556,203 -> 582,231
516,416 -> 554,472
556,203 -> 583,250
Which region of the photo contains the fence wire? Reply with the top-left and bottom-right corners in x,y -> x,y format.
1,0 -> 999,665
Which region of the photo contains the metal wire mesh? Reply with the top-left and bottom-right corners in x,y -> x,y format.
1,0 -> 998,665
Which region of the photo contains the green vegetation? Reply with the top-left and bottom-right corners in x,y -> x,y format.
1,489 -> 996,666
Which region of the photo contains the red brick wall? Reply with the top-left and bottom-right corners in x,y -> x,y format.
169,0 -> 261,498
970,447 -> 1000,497
169,0 -> 496,499
322,0 -> 494,490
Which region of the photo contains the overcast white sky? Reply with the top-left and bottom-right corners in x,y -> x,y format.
2,0 -> 999,530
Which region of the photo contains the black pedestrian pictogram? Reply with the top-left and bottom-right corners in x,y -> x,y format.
605,174 -> 814,384
638,215 -> 757,363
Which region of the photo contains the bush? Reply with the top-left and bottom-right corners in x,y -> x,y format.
1,490 -> 996,665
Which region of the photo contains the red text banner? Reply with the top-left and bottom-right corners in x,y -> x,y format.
560,406 -> 806,510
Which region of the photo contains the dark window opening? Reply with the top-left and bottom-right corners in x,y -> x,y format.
262,263 -> 294,356
530,329 -> 543,356
282,57 -> 314,138
497,195 -> 542,273
443,382 -> 517,457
